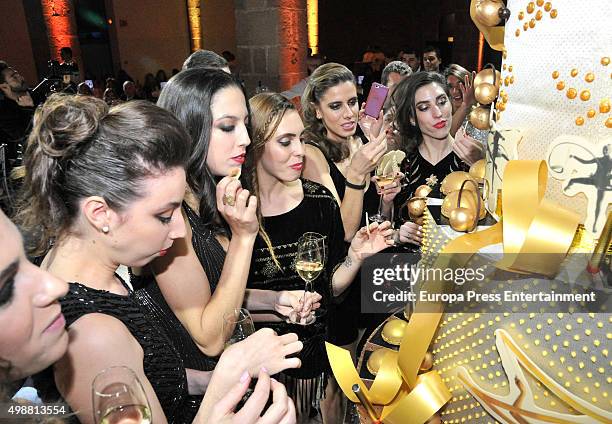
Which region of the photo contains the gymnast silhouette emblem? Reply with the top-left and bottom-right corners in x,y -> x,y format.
548,137 -> 612,233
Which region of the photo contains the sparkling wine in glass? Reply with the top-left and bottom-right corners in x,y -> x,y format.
294,232 -> 326,324
92,366 -> 151,424
369,173 -> 398,224
223,308 -> 255,348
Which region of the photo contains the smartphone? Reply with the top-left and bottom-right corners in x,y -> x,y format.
85,79 -> 94,89
364,82 -> 389,118
160,81 -> 167,88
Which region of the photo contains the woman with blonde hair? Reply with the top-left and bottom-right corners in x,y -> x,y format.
245,92 -> 394,422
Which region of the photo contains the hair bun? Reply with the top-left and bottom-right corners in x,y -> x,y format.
34,94 -> 108,161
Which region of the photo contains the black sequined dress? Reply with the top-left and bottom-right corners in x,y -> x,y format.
135,202 -> 225,373
59,279 -> 196,424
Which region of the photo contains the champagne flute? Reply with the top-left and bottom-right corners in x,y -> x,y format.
223,308 -> 255,348
92,366 -> 151,424
294,232 -> 326,324
369,172 -> 399,224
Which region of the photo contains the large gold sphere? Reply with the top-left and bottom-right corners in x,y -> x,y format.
366,347 -> 398,375
407,197 -> 427,219
474,68 -> 502,89
449,207 -> 477,232
440,171 -> 477,195
475,0 -> 503,26
413,215 -> 425,226
469,159 -> 486,181
474,82 -> 499,105
469,106 -> 491,130
414,184 -> 432,198
381,318 -> 407,345
441,190 -> 485,219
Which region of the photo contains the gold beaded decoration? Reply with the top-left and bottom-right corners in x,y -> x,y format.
523,22 -> 529,31
550,9 -> 558,18
527,2 -> 535,13
552,70 -> 559,79
587,109 -> 596,119
575,116 -> 585,126
570,69 -> 579,77
602,57 -> 610,66
606,117 -> 612,128
536,0 -> 544,6
556,81 -> 565,90
580,90 -> 591,101
536,10 -> 543,20
544,1 -> 552,11
515,29 -> 521,37
585,72 -> 595,83
600,99 -> 611,113
518,11 -> 525,20
529,18 -> 536,28
566,88 -> 577,99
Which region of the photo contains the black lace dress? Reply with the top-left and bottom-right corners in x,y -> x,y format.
247,179 -> 347,410
59,279 -> 195,424
135,202 -> 225,373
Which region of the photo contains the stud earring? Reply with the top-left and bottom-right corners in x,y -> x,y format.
102,226 -> 109,233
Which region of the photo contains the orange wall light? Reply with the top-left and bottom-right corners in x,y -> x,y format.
187,0 -> 202,52
307,0 -> 318,55
40,0 -> 79,61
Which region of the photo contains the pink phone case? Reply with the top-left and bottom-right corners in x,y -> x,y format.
364,83 -> 389,118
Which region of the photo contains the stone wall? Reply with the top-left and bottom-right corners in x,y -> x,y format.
235,0 -> 307,95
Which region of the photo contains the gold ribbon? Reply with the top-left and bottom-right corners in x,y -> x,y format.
326,160 -> 580,423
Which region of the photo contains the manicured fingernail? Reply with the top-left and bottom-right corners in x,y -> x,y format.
240,371 -> 249,382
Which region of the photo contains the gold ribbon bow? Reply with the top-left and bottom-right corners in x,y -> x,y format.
326,160 -> 580,423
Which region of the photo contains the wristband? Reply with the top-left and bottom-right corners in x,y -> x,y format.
345,180 -> 366,190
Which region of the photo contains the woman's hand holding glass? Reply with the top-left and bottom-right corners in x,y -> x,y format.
216,176 -> 259,239
274,290 -> 322,325
398,221 -> 423,245
349,221 -> 395,260
92,366 -> 151,424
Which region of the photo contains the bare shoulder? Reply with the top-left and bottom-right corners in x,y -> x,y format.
67,313 -> 141,355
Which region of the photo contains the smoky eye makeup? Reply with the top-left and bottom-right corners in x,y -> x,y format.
0,260 -> 18,307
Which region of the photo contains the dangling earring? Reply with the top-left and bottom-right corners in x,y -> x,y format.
102,225 -> 109,234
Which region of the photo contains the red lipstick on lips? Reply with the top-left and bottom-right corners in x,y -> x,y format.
433,121 -> 447,129
231,154 -> 246,164
159,249 -> 169,256
290,162 -> 304,171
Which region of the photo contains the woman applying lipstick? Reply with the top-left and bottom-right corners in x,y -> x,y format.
392,72 -> 482,246
245,92 -> 394,423
11,95 -> 302,423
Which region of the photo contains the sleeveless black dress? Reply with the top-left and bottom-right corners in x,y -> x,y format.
135,202 -> 225,373
305,141 -> 379,345
247,179 -> 347,411
60,279 -> 196,424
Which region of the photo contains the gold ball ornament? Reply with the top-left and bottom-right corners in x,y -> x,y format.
566,88 -> 577,99
469,159 -> 486,181
381,318 -> 407,346
606,117 -> 612,128
571,68 -> 579,77
587,109 -> 596,118
407,197 -> 427,219
526,2 -> 535,13
529,18 -> 536,28
580,90 -> 591,101
550,8 -> 558,18
450,207 -> 477,232
413,215 -> 425,226
474,0 -> 503,26
440,171 -> 477,195
367,347 -> 398,375
556,81 -> 565,90
474,83 -> 498,105
585,72 -> 595,83
602,57 -> 610,66
469,106 -> 491,130
544,1 -> 552,11
599,99 -> 610,113
575,116 -> 585,126
442,190 -> 485,219
536,0 -> 544,5
414,184 -> 432,198
474,68 -> 501,89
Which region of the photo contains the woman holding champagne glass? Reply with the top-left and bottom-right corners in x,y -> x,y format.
245,92 -> 394,422
13,95 -> 302,423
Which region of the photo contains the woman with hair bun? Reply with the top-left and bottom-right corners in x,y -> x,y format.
14,94 -> 302,423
